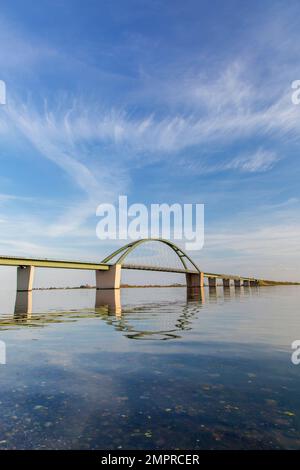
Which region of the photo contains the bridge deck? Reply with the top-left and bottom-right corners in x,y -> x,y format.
203,272 -> 255,281
0,256 -> 255,281
121,264 -> 254,280
0,255 -> 109,271
122,263 -> 196,274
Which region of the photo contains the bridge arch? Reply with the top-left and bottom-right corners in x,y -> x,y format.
96,238 -> 203,290
101,238 -> 201,273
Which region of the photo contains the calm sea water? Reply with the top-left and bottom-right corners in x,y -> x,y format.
0,286 -> 300,449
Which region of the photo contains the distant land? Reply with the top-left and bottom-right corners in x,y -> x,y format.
257,280 -> 300,286
32,280 -> 300,291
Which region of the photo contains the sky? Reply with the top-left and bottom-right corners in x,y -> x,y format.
0,0 -> 300,287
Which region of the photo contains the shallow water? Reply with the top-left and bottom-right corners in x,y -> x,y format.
0,286 -> 300,449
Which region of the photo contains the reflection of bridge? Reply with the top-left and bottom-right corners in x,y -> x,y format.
13,287 -> 205,321
95,288 -> 206,341
0,238 -> 261,292
11,284 -> 258,339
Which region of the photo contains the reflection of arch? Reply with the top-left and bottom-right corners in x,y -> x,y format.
95,290 -> 205,341
101,238 -> 201,273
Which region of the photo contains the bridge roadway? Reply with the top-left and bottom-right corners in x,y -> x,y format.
121,263 -> 255,281
0,254 -> 109,271
0,255 -> 256,283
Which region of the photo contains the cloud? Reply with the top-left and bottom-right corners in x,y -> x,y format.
0,15 -> 58,74
226,149 -> 279,173
5,65 -> 299,159
190,148 -> 280,175
0,59 -> 295,244
195,216 -> 300,281
207,224 -> 300,258
2,99 -> 129,236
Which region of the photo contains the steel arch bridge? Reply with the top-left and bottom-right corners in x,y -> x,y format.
0,237 -> 261,292
101,238 -> 201,274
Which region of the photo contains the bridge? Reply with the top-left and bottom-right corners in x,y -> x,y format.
0,238 -> 260,292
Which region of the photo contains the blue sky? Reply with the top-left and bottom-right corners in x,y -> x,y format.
0,0 -> 300,286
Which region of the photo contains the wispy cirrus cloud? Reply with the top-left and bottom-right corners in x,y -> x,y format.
4,64 -> 298,158
0,60 -> 294,242
226,149 -> 280,173
185,148 -> 280,175
2,99 -> 130,236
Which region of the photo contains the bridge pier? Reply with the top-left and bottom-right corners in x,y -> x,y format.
223,278 -> 230,288
234,279 -> 241,288
186,272 -> 204,288
96,264 -> 121,289
243,280 -> 250,287
208,277 -> 217,287
250,280 -> 259,287
17,266 -> 35,292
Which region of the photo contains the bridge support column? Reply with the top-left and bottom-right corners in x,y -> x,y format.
243,280 -> 250,287
250,280 -> 258,287
234,279 -> 241,288
223,278 -> 230,288
96,264 -> 121,289
186,271 -> 204,288
17,266 -> 35,292
208,277 -> 217,287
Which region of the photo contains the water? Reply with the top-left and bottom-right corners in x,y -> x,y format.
0,286 -> 300,449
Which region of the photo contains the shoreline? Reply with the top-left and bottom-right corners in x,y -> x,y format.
32,281 -> 300,291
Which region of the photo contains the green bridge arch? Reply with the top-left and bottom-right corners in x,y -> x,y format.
101,238 -> 201,273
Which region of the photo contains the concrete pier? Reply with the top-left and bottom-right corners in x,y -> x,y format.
17,266 -> 35,292
186,271 -> 204,288
223,278 -> 230,288
208,277 -> 217,287
243,280 -> 250,287
96,264 -> 121,289
234,279 -> 241,288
